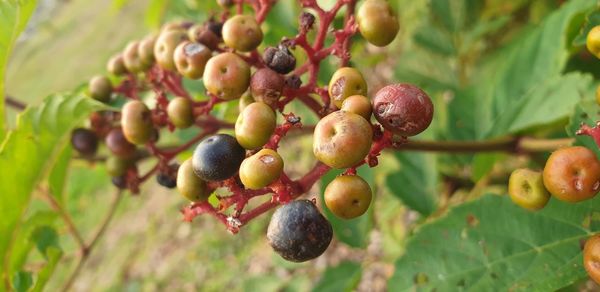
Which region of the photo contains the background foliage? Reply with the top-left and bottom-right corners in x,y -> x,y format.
1,0 -> 600,291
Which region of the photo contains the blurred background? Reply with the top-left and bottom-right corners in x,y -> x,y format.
6,0 -> 596,291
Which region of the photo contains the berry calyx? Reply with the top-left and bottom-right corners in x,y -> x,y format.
267,200 -> 333,262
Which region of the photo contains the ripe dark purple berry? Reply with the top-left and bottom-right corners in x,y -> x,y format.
112,175 -> 127,189
192,134 -> 246,181
267,200 -> 333,262
372,83 -> 434,136
71,128 -> 99,157
156,164 -> 179,189
263,45 -> 296,74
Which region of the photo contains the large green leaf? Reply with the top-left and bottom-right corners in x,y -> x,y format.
8,211 -> 57,277
312,261 -> 362,292
0,93 -> 106,283
389,194 -> 600,291
566,99 -> 600,157
320,165 -> 374,248
485,72 -> 593,137
31,246 -> 62,292
0,0 -> 38,137
386,152 -> 438,216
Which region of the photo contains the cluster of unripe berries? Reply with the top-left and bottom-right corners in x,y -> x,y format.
70,0 -> 434,262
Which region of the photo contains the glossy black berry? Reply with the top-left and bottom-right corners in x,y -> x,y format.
192,134 -> 246,181
70,128 -> 99,157
207,19 -> 224,38
112,176 -> 127,189
156,164 -> 179,189
263,45 -> 296,74
267,200 -> 333,262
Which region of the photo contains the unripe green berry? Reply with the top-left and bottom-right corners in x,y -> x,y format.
203,52 -> 251,100
239,149 -> 284,189
89,75 -> 113,103
324,175 -> 372,219
239,93 -> 255,112
340,95 -> 372,120
107,54 -> 128,76
235,102 -> 277,150
222,15 -> 263,52
123,41 -> 146,73
167,97 -> 195,129
154,30 -> 188,71
106,156 -> 134,177
188,24 -> 220,50
121,100 -> 154,145
174,41 -> 212,80
177,159 -> 210,202
508,168 -> 550,211
328,67 -> 367,108
357,0 -> 399,47
138,34 -> 157,66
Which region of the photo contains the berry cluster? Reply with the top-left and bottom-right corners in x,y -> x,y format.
70,0 -> 433,262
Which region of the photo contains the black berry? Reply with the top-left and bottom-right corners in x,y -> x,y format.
71,128 -> 99,157
156,164 -> 179,189
267,200 -> 333,262
207,18 -> 224,38
192,134 -> 246,181
263,45 -> 296,74
112,176 -> 127,189
300,12 -> 315,31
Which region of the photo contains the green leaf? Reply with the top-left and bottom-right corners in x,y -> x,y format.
413,25 -> 456,56
472,153 -> 505,182
566,99 -> 600,157
386,152 -> 438,216
320,165 -> 374,248
572,9 -> 600,46
145,0 -> 170,29
0,93 -> 106,283
48,146 -> 72,205
30,226 -> 59,258
0,0 -> 38,138
389,194 -> 600,291
243,275 -> 283,292
429,0 -> 482,33
9,211 -> 57,275
11,271 -> 32,292
312,261 -> 362,292
485,73 -> 593,137
31,246 -> 62,292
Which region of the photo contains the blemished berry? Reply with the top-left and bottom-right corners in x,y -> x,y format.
263,45 -> 296,74
192,134 -> 246,181
235,102 -> 277,150
222,15 -> 263,52
167,97 -> 195,129
138,35 -> 157,66
587,25 -> 600,58
357,0 -> 399,47
121,100 -> 154,145
267,200 -> 333,262
324,175 -> 372,219
174,41 -> 212,80
250,68 -> 284,108
239,93 -> 256,112
123,41 -> 146,73
313,111 -> 373,169
340,95 -> 372,120
154,30 -> 188,71
105,127 -> 136,158
508,168 -> 550,211
156,164 -> 179,189
70,128 -> 99,157
372,83 -> 434,136
89,75 -> 113,103
328,67 -> 368,108
285,75 -> 302,89
299,12 -> 315,31
203,52 -> 251,100
177,159 -> 210,202
188,24 -> 220,50
112,175 -> 127,189
106,156 -> 133,177
107,54 -> 128,76
239,149 -> 284,189
543,146 -> 600,202
584,234 -> 600,284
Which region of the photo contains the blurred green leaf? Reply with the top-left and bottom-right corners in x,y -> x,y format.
572,9 -> 600,46
471,153 -> 505,182
390,194 -> 600,291
48,146 -> 72,205
30,226 -> 59,258
0,0 -> 38,139
31,246 -> 62,292
429,0 -> 482,33
9,211 -> 57,276
0,92 -> 106,283
485,73 -> 592,137
11,271 -> 32,292
413,25 -> 456,56
145,0 -> 170,29
320,165 -> 374,248
566,99 -> 600,158
312,261 -> 362,292
243,275 -> 283,292
386,152 -> 438,216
